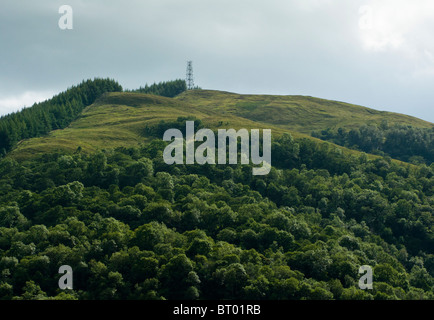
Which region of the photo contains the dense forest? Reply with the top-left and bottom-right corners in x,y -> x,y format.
312,123 -> 434,165
128,79 -> 187,98
0,79 -> 433,300
0,78 -> 123,156
0,134 -> 432,300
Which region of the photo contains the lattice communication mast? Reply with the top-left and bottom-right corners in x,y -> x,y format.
186,61 -> 194,90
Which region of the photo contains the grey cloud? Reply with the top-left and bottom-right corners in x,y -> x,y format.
0,0 -> 433,122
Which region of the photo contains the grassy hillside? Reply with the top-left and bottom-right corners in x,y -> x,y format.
8,90 -> 433,161
176,90 -> 433,134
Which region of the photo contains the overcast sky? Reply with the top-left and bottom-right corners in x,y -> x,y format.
1,0 -> 434,122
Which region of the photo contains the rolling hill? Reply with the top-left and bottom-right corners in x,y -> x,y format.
7,89 -> 433,161
176,90 -> 433,134
1,84 -> 433,301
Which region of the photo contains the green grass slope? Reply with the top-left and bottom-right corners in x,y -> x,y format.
175,90 -> 433,134
8,90 -> 433,161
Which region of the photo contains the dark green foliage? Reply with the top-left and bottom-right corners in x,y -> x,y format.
312,123 -> 434,164
0,78 -> 122,155
142,116 -> 204,138
130,79 -> 187,98
0,134 -> 433,300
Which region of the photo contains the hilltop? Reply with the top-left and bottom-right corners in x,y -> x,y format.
176,90 -> 433,134
7,89 -> 433,162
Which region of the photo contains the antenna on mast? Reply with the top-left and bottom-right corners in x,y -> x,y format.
186,61 -> 194,90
